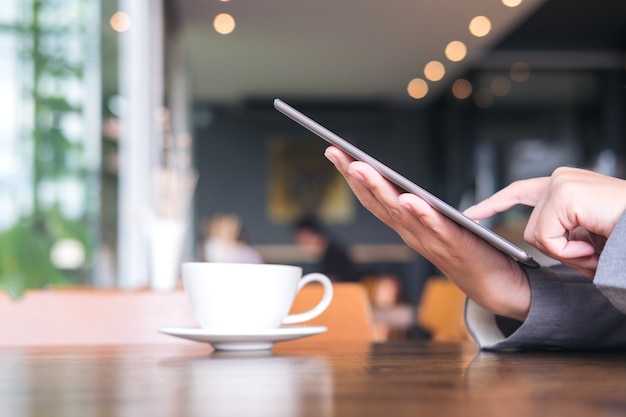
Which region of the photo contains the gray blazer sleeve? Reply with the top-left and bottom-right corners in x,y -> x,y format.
466,211 -> 626,351
594,209 -> 626,313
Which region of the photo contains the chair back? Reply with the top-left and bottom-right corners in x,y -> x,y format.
416,277 -> 470,341
286,282 -> 375,345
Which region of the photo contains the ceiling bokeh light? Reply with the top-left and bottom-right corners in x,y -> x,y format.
407,78 -> 429,99
469,16 -> 492,37
445,41 -> 467,62
491,76 -> 512,96
214,13 -> 236,34
405,0 -> 530,103
451,79 -> 472,99
502,0 -> 523,7
510,61 -> 531,82
424,61 -> 446,82
474,88 -> 494,108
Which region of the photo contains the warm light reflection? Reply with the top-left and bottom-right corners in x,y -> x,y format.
451,79 -> 472,99
510,62 -> 530,82
469,16 -> 491,37
491,76 -> 512,96
214,13 -> 236,34
424,61 -> 445,81
502,0 -> 523,7
474,88 -> 494,108
110,11 -> 131,32
407,78 -> 428,99
445,41 -> 467,62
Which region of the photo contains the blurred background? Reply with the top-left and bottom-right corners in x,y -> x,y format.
0,0 -> 624,315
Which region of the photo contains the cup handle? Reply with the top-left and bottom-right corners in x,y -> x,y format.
282,273 -> 333,325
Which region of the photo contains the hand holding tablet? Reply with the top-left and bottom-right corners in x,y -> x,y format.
274,98 -> 539,268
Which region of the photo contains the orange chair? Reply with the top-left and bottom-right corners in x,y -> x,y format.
416,277 -> 470,342
286,282 -> 375,344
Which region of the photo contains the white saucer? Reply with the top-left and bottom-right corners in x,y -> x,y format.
159,325 -> 328,351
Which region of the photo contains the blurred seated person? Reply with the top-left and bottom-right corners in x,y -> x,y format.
203,212 -> 263,264
293,216 -> 360,282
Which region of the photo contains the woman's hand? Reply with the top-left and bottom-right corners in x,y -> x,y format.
325,146 -> 531,321
464,167 -> 626,277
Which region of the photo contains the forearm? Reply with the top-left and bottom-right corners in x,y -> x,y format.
466,264 -> 626,350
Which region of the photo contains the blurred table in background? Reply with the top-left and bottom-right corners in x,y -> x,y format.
3,341 -> 626,417
255,244 -> 417,264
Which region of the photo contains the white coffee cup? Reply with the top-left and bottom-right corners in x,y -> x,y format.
182,262 -> 333,331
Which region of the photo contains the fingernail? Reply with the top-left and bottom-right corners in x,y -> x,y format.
324,149 -> 338,166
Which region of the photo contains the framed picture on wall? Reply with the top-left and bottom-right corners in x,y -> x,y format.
267,137 -> 355,224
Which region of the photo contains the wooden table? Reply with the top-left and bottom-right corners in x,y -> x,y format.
2,341 -> 626,417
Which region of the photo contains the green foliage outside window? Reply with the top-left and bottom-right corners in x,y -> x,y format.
0,0 -> 100,298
